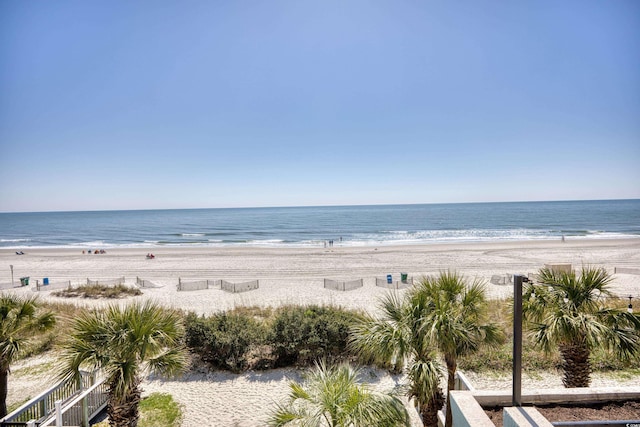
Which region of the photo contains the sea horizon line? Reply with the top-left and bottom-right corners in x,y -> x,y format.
2,197 -> 639,215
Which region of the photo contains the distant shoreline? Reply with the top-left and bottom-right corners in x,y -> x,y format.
2,235 -> 640,253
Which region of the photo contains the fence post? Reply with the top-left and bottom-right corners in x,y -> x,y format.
178,278 -> 181,291
27,420 -> 36,427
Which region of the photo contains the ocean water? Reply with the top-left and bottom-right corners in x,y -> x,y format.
1,200 -> 639,249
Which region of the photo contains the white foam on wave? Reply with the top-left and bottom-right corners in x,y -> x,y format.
181,233 -> 206,237
0,238 -> 31,243
6,230 -> 639,250
244,239 -> 285,246
75,240 -> 107,247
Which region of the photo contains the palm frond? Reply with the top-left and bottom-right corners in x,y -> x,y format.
58,301 -> 188,409
268,362 -> 409,427
0,294 -> 55,369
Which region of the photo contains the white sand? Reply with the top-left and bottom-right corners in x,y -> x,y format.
3,238 -> 640,426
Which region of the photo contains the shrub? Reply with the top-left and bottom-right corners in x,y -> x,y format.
268,305 -> 362,366
185,311 -> 266,372
52,284 -> 142,299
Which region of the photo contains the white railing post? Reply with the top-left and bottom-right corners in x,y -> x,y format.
55,400 -> 62,426
27,420 -> 36,427
79,374 -> 89,427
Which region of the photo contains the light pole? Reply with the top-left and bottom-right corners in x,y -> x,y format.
512,274 -> 529,407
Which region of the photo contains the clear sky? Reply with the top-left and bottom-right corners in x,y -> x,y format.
1,0 -> 639,212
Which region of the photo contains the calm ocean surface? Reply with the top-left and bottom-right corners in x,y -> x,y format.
1,200 -> 639,249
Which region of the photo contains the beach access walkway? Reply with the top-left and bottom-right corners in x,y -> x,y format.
0,370 -> 107,427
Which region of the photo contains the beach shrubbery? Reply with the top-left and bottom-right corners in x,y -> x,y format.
268,305 -> 362,366
52,284 -> 142,299
185,311 -> 267,372
185,305 -> 363,372
185,301 -> 639,375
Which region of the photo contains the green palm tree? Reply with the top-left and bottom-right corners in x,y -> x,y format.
59,301 -> 188,427
0,294 -> 55,417
350,292 -> 445,427
523,266 -> 640,388
268,361 -> 410,427
415,271 -> 503,427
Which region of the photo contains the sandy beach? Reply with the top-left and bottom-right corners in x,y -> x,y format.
3,238 -> 640,313
3,238 -> 640,426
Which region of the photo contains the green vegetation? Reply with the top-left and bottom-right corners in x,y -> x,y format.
0,294 -> 55,417
186,311 -> 268,372
138,393 -> 183,427
12,298 -> 639,377
413,271 -> 503,427
4,284 -> 637,426
350,270 -> 504,427
269,305 -> 363,366
15,290 -> 636,378
350,292 -> 444,426
93,393 -> 182,427
58,302 -> 189,427
523,266 -> 640,387
52,284 -> 142,299
185,305 -> 363,372
268,361 -> 409,427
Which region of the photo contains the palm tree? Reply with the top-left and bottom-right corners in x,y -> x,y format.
268,361 -> 410,427
350,292 -> 445,427
59,301 -> 188,427
0,294 -> 55,417
415,271 -> 503,427
523,266 -> 640,388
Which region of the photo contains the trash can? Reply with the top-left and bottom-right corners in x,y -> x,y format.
20,277 -> 29,286
43,277 -> 49,285
386,274 -> 392,284
401,273 -> 408,283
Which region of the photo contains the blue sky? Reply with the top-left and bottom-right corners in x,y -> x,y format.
1,0 -> 639,212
